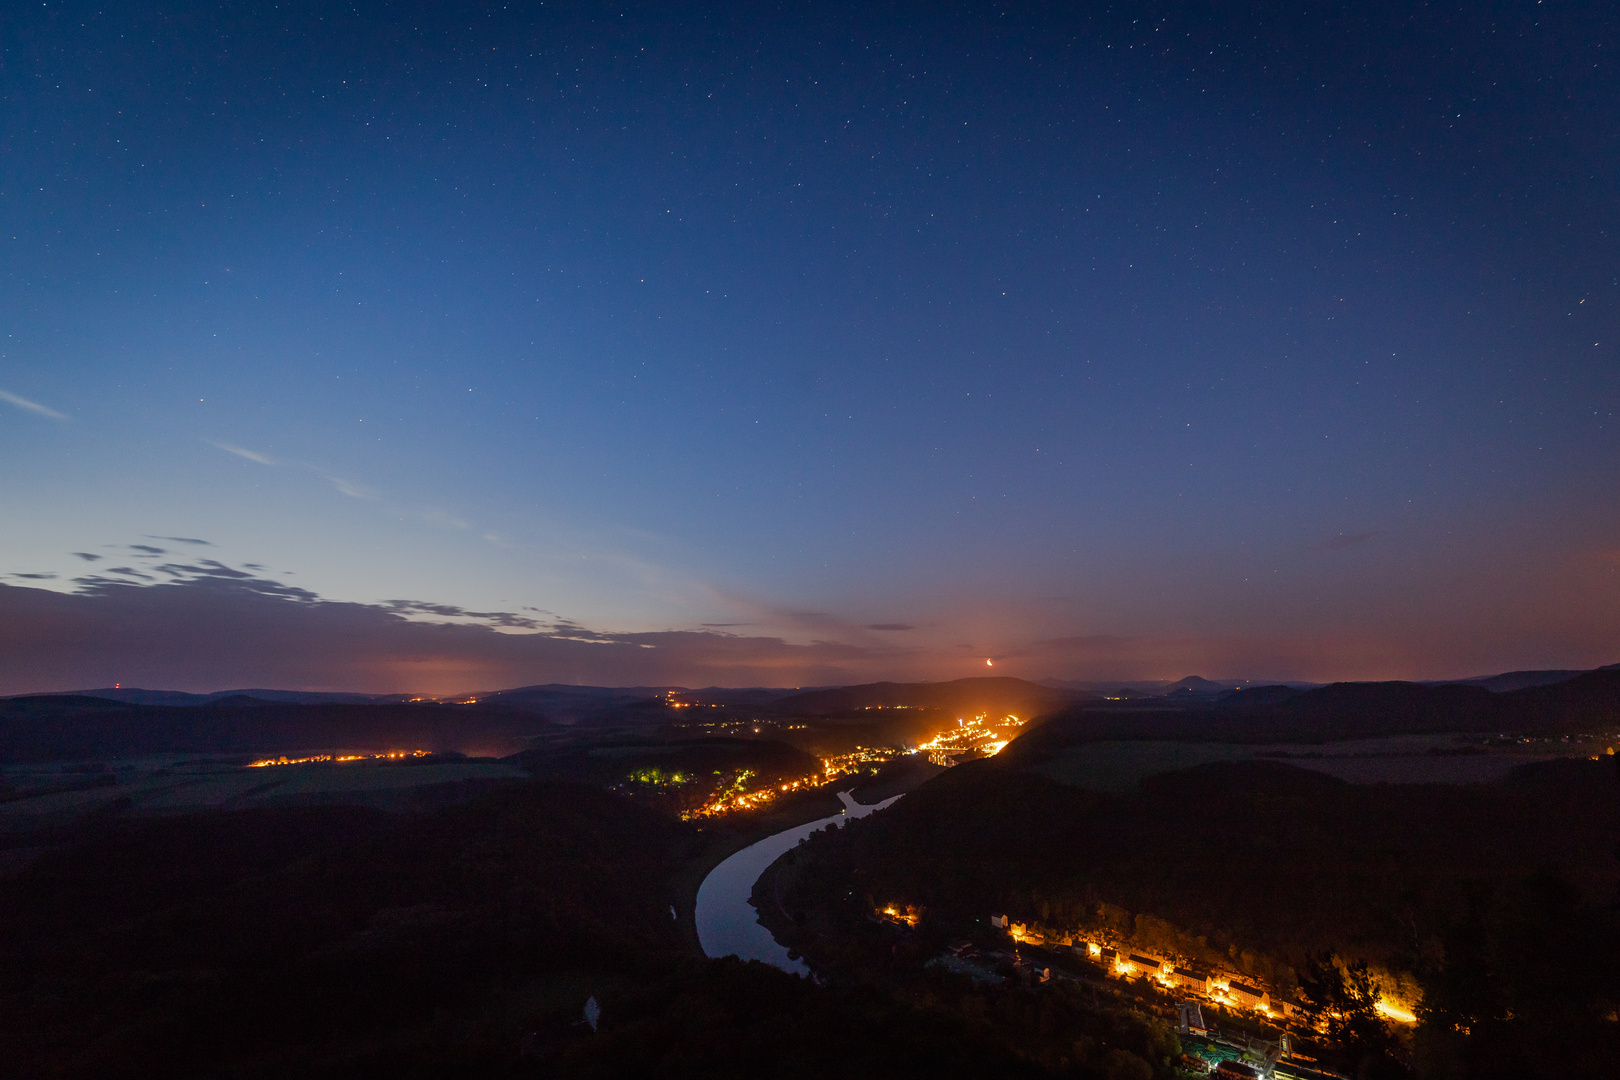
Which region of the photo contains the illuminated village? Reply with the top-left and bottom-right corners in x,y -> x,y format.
246,750 -> 435,768
664,710 -> 1027,818
917,711 -> 1025,764
885,910 -> 1422,1078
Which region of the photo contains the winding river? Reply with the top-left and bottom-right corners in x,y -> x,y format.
695,789 -> 903,975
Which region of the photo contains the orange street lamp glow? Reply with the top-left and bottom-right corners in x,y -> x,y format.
1375,999 -> 1417,1024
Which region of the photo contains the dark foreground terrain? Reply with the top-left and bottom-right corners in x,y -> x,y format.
5,669 -> 1620,1077
762,753 -> 1620,1079
1,778 -> 1192,1079
0,782 -> 690,1077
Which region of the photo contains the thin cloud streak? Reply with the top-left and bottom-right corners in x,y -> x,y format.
0,389 -> 67,420
207,438 -> 430,508
321,473 -> 381,500
207,440 -> 278,465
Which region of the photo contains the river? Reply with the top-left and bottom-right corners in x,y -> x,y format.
695,789 -> 903,975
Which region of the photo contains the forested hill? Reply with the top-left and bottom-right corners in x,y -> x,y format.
0,781 -> 692,1077
783,754 -> 1620,1076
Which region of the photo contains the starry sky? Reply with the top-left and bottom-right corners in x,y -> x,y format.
2,1 -> 1618,694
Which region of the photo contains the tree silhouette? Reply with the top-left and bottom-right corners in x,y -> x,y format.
1300,953 -> 1407,1078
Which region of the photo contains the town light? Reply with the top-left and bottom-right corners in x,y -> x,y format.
1375,998 -> 1417,1024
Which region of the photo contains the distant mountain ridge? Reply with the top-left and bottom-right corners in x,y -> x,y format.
1425,664 -> 1620,693
42,687 -> 418,708
9,663 -> 1616,765
1005,667 -> 1620,761
769,677 -> 1084,716
31,662 -> 1615,714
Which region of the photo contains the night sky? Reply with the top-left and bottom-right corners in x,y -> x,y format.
3,2 -> 1618,694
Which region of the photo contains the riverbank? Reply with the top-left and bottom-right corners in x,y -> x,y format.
669,756 -> 947,957
699,790 -> 905,971
738,758 -> 946,970
667,784 -> 846,956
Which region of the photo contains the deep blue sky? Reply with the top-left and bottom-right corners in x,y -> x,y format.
3,2 -> 1618,692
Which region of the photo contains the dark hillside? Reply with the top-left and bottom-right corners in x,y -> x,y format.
778,753 -> 1620,1078
790,755 -> 1620,972
0,772 -> 1201,1080
1233,680 -> 1503,736
1439,669 -> 1590,692
1501,666 -> 1620,728
456,683 -> 675,723
1014,672 -> 1620,754
0,782 -> 691,1078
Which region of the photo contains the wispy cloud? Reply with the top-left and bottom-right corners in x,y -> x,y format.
207,440 -> 278,465
321,473 -> 380,500
0,389 -> 67,420
208,439 -> 382,501
148,535 -> 212,546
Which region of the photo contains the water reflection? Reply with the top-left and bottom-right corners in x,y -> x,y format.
696,790 -> 902,974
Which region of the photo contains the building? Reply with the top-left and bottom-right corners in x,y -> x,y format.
1226,981 -> 1270,1011
990,913 -> 1009,929
1274,997 -> 1310,1022
1172,967 -> 1211,994
1118,953 -> 1163,979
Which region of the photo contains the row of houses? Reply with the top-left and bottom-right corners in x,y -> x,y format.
1093,943 -> 1308,1021
990,915 -> 1309,1023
